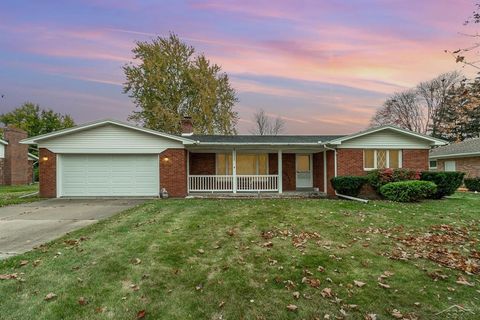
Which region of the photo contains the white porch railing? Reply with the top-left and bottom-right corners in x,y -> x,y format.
188,175 -> 278,192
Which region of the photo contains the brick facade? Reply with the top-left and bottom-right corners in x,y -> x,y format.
189,152 -> 215,175
437,157 -> 480,178
39,148 -> 57,198
403,149 -> 429,171
312,152 -> 325,192
326,150 -> 336,196
266,153 -> 296,191
160,149 -> 187,197
3,127 -> 30,185
337,149 -> 364,176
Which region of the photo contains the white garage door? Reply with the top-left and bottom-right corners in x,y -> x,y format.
59,154 -> 159,197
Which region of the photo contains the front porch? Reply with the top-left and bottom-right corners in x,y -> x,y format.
186,148 -> 329,195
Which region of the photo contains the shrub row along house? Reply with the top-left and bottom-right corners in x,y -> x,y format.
1,126 -> 37,185
20,118 -> 447,198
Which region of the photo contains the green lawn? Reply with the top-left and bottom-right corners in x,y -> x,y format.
0,184 -> 39,207
1,194 -> 480,319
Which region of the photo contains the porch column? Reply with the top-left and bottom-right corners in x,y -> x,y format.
278,149 -> 283,193
232,149 -> 237,193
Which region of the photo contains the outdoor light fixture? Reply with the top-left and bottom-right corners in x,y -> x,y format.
163,157 -> 170,162
42,156 -> 49,161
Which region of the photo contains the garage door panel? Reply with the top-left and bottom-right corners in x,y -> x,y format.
60,154 -> 159,197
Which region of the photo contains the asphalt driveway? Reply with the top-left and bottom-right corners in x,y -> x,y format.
0,199 -> 145,259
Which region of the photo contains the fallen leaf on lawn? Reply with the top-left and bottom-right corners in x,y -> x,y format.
195,284 -> 203,291
95,307 -> 106,313
348,304 -> 358,309
292,291 -> 300,299
317,266 -> 325,272
19,260 -> 29,267
33,260 -> 41,267
414,302 -> 421,307
456,275 -> 474,286
302,277 -> 321,288
391,309 -> 403,319
227,229 -> 236,237
383,271 -> 394,277
354,280 -> 366,287
286,304 -> 298,311
365,314 -> 377,320
262,241 -> 273,248
132,258 -> 142,265
321,287 -> 333,298
218,301 -> 225,308
0,273 -> 18,280
78,297 -> 88,305
197,249 -> 205,254
44,293 -> 57,301
130,284 -> 140,291
378,282 -> 390,289
136,310 -> 146,319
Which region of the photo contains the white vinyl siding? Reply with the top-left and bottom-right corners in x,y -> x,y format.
444,160 -> 456,172
39,124 -> 183,154
363,149 -> 402,170
58,154 -> 159,197
338,130 -> 432,149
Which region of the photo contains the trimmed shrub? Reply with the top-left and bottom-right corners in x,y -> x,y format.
420,171 -> 465,199
331,176 -> 368,197
380,180 -> 437,202
464,178 -> 480,192
367,168 -> 421,191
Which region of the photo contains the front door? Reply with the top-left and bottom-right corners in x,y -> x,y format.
296,154 -> 313,188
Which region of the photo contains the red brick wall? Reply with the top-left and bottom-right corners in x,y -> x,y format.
437,157 -> 480,178
3,126 -> 29,185
267,153 -> 295,191
39,148 -> 56,198
189,152 -> 215,175
337,149 -> 365,176
27,159 -> 35,183
0,158 -> 4,185
312,152 -> 325,192
403,149 -> 429,171
326,150 -> 336,196
160,149 -> 187,197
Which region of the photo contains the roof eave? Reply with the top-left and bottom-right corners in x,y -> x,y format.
430,151 -> 480,159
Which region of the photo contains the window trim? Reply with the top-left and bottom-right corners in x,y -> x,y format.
363,149 -> 403,170
215,152 -> 269,175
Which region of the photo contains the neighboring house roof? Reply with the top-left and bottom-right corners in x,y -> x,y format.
189,135 -> 345,145
20,119 -> 195,144
327,125 -> 448,146
0,138 -> 8,145
430,137 -> 480,159
28,153 -> 39,161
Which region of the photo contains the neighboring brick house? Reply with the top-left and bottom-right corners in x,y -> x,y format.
1,126 -> 37,185
21,119 -> 447,198
429,138 -> 480,178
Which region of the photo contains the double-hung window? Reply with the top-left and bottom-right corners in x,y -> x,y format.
363,149 -> 402,170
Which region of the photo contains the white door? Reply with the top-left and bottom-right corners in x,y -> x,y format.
59,154 -> 159,197
296,154 -> 313,188
444,160 -> 456,172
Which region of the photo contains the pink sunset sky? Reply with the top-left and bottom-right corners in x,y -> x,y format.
0,0 -> 477,134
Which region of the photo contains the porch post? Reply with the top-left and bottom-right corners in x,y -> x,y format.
232,149 -> 237,193
278,149 -> 283,193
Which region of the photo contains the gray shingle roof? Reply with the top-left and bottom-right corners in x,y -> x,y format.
430,138 -> 480,158
188,135 -> 345,144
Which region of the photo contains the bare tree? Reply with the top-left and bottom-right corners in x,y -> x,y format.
370,71 -> 463,134
251,108 -> 286,135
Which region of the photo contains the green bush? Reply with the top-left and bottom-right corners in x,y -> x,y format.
330,176 -> 368,197
420,171 -> 465,199
367,168 -> 421,191
464,177 -> 480,192
380,180 -> 437,202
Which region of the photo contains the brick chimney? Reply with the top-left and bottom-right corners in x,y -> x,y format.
3,126 -> 29,185
181,116 -> 193,136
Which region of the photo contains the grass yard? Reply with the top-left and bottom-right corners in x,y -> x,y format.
0,184 -> 39,207
1,194 -> 480,319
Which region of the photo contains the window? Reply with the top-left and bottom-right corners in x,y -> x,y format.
444,160 -> 456,172
216,153 -> 232,175
429,160 -> 437,170
363,149 -> 402,170
216,153 -> 268,175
